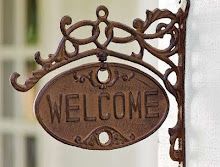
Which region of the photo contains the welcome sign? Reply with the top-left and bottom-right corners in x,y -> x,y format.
10,3 -> 189,166
34,63 -> 169,149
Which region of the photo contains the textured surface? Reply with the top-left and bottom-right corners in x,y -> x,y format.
185,0 -> 220,166
35,63 -> 169,150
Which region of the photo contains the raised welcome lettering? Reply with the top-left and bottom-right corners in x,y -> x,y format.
46,90 -> 160,123
47,94 -> 62,123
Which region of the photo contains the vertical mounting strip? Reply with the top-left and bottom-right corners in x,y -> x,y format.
10,0 -> 190,166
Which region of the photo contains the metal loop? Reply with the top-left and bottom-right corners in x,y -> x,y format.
96,5 -> 109,20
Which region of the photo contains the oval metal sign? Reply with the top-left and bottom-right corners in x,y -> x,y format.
35,63 -> 169,150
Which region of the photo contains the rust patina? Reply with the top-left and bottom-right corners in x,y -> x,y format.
35,63 -> 169,150
10,1 -> 190,165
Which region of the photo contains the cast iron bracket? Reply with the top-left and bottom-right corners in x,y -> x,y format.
10,1 -> 190,166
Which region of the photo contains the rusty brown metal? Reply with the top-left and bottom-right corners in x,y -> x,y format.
35,63 -> 169,150
10,1 -> 190,166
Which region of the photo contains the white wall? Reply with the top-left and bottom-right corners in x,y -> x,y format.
186,0 -> 220,166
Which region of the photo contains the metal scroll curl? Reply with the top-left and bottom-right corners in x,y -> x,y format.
10,1 -> 189,166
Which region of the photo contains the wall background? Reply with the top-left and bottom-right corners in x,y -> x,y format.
185,0 -> 220,166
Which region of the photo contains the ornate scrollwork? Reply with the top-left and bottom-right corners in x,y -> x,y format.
75,126 -> 132,148
10,4 -> 185,92
10,1 -> 190,165
73,64 -> 134,89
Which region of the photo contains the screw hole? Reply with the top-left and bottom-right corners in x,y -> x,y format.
99,132 -> 110,145
97,69 -> 109,83
99,10 -> 106,17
